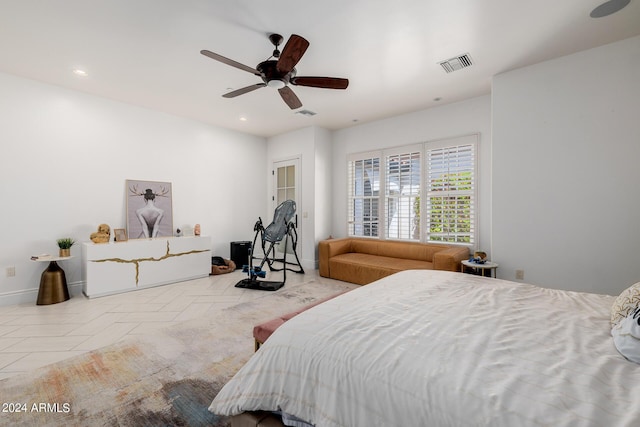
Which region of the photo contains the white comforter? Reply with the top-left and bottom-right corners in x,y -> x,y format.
210,270 -> 640,426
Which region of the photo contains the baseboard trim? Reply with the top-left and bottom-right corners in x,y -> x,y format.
0,281 -> 84,307
300,258 -> 319,271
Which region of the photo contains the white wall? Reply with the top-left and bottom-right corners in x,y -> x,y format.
330,95 -> 493,254
492,35 -> 640,295
313,126 -> 334,250
0,72 -> 267,306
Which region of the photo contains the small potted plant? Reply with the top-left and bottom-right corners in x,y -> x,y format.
57,238 -> 75,257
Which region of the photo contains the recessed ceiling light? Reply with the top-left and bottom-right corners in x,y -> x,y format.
72,68 -> 88,77
590,0 -> 631,18
239,116 -> 247,122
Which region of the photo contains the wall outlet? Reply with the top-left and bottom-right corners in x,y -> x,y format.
515,269 -> 524,280
6,266 -> 16,277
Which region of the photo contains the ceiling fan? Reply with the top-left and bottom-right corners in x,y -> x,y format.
200,33 -> 349,110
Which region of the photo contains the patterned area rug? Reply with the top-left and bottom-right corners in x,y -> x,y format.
0,280 -> 356,426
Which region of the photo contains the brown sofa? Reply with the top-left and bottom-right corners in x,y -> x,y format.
318,237 -> 469,285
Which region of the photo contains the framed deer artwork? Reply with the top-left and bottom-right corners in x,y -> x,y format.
126,179 -> 174,239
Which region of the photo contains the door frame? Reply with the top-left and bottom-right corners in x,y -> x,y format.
271,156 -> 302,256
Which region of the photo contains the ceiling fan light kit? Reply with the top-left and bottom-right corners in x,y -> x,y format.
201,33 -> 349,110
267,79 -> 286,89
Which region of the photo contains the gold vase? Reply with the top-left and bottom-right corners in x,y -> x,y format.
59,248 -> 70,258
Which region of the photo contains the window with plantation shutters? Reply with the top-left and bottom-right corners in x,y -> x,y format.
347,134 -> 477,246
425,137 -> 476,244
347,154 -> 380,237
385,149 -> 421,240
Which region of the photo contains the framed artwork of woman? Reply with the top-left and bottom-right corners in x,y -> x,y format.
126,179 -> 173,239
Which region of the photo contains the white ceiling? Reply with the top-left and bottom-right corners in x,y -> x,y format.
0,0 -> 638,137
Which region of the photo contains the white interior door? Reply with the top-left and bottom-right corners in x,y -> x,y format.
272,157 -> 300,258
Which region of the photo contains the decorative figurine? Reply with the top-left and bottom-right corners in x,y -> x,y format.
194,224 -> 201,236
90,224 -> 111,243
471,251 -> 488,264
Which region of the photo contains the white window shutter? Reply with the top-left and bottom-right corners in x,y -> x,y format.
425,137 -> 476,244
347,154 -> 380,237
385,150 -> 421,240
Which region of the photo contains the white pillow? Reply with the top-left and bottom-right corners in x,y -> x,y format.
612,306 -> 640,364
611,282 -> 640,326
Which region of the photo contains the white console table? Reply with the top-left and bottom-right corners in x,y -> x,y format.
82,236 -> 211,298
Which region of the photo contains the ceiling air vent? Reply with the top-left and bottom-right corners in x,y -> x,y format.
438,53 -> 473,73
296,109 -> 317,117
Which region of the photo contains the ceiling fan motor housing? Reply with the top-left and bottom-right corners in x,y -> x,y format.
257,60 -> 295,88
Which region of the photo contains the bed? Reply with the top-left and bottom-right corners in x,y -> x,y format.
209,270 -> 640,426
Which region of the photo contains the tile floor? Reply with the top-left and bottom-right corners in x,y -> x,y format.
0,269 -> 323,380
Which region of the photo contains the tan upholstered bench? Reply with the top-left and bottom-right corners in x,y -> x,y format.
252,291 -> 347,351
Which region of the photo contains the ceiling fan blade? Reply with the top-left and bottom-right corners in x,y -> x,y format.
200,50 -> 261,76
223,83 -> 266,98
278,86 -> 303,109
290,76 -> 349,89
277,34 -> 309,74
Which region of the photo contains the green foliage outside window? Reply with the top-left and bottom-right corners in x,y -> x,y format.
427,171 -> 472,243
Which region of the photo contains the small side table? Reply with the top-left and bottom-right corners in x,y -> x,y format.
461,260 -> 499,278
32,256 -> 72,305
